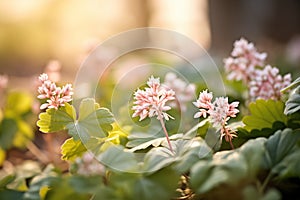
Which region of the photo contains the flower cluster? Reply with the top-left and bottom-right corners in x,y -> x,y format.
249,65 -> 292,100
132,76 -> 175,121
163,72 -> 196,111
37,73 -> 73,110
193,90 -> 239,146
224,38 -> 291,101
224,38 -> 267,83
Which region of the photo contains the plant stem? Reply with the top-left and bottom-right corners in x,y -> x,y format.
258,172 -> 273,195
26,141 -> 49,164
158,113 -> 174,153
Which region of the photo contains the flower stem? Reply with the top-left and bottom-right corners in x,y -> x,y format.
158,114 -> 174,153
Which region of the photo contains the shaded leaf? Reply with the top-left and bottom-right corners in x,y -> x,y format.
12,119 -> 34,148
98,145 -> 139,173
0,118 -> 18,150
143,138 -> 212,174
133,167 -> 180,200
191,137 -> 266,194
263,128 -> 300,177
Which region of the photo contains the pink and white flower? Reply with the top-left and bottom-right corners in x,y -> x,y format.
224,38 -> 267,83
37,73 -> 73,110
193,90 -> 239,147
249,65 -> 291,100
132,76 -> 175,121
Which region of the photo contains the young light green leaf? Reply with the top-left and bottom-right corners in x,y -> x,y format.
5,91 -> 32,116
243,99 -> 287,132
37,102 -> 76,133
37,99 -> 114,141
61,138 -> 87,161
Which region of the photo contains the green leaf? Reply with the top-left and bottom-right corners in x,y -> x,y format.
190,137 -> 266,194
61,138 -> 87,161
128,133 -> 183,152
0,174 -> 15,188
5,91 -> 32,115
37,102 -> 76,133
126,125 -> 164,148
243,99 -> 287,132
12,119 -> 34,148
67,99 -> 114,140
143,138 -> 212,174
284,86 -> 300,115
0,118 -> 18,150
37,99 -> 114,141
133,168 -> 180,200
263,128 -> 300,176
98,145 -> 139,173
0,189 -> 24,200
23,164 -> 61,200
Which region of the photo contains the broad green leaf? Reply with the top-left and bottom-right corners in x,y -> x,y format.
12,120 -> 33,148
126,125 -> 164,148
133,168 -> 180,200
67,99 -> 114,141
263,128 -> 300,175
238,137 -> 266,177
243,99 -> 287,132
5,91 -> 32,115
243,186 -> 281,200
61,138 -> 87,161
37,102 -> 76,133
0,118 -> 18,150
263,129 -> 300,169
37,99 -> 114,141
0,189 -> 24,200
284,86 -> 300,115
143,138 -> 212,174
191,137 -> 266,194
98,145 -> 139,173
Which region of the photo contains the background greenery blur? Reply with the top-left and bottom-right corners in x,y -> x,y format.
0,0 -> 300,84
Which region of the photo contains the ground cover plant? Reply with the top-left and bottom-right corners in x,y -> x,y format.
0,38 -> 300,200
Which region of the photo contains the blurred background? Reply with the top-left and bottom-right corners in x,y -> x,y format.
0,0 -> 300,84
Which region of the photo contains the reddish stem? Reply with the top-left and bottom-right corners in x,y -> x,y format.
158,113 -> 174,153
